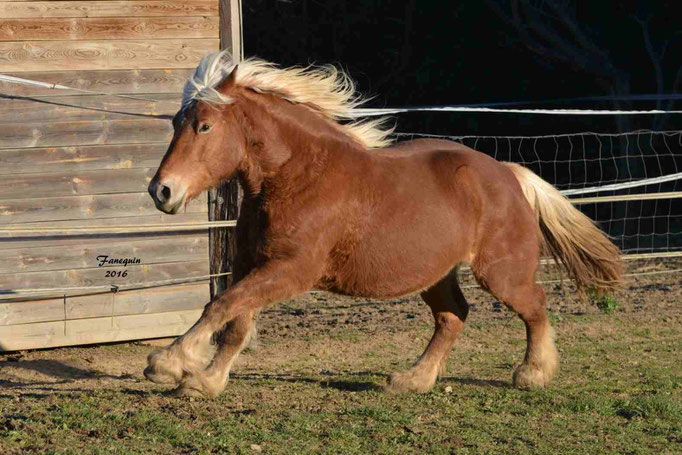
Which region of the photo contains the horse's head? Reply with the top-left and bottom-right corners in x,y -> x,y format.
148,68 -> 244,214
149,50 -> 394,213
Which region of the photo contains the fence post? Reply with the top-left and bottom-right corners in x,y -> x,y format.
209,0 -> 243,298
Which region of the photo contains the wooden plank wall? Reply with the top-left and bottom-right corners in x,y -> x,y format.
0,0 -> 221,351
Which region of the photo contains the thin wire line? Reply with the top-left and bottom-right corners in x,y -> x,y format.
0,220 -> 237,234
560,171 -> 682,196
5,73 -> 682,117
397,129 -> 682,140
2,271 -> 233,299
459,268 -> 682,290
357,106 -> 682,116
3,267 -> 679,301
0,74 -> 182,105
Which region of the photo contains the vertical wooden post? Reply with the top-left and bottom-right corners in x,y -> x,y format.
209,0 -> 243,299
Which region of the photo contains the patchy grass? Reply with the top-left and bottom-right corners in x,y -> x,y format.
589,291 -> 623,314
1,267 -> 681,454
2,313 -> 680,454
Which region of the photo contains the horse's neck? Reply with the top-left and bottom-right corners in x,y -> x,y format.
237,93 -> 361,196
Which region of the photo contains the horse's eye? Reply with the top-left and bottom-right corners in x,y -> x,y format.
199,123 -> 212,133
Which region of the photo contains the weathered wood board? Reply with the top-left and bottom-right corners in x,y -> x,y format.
0,94 -> 179,123
0,235 -> 208,274
0,167 -> 158,199
0,143 -> 172,175
0,118 -> 173,148
0,308 -> 204,351
0,260 -> 210,299
0,0 -> 222,351
0,17 -> 219,41
0,193 -> 207,226
0,69 -> 193,97
0,2 -> 218,19
0,39 -> 219,72
0,283 -> 208,326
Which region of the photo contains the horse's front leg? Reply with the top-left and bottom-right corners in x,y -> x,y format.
173,311 -> 257,397
143,311 -> 219,386
144,260 -> 316,395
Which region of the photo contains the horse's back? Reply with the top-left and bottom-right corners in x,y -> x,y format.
381,138 -> 508,173
379,138 -> 522,200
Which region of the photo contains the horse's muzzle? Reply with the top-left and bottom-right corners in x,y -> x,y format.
148,178 -> 186,214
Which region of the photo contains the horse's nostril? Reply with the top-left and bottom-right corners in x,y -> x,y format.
161,185 -> 171,201
155,183 -> 171,204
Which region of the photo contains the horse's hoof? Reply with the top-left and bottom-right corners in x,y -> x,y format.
144,349 -> 183,386
171,384 -> 209,398
173,373 -> 224,398
512,364 -> 550,389
385,369 -> 436,394
143,366 -> 179,385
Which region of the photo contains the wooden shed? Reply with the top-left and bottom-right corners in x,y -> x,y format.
0,0 -> 240,351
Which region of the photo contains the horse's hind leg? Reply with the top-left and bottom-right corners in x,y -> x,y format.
473,255 -> 558,388
386,268 -> 468,394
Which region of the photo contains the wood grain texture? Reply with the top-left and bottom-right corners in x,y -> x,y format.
0,39 -> 219,72
0,1 -> 218,19
0,213 -> 210,250
0,68 -> 192,97
0,234 -> 208,274
0,192 -> 206,226
72,283 -> 209,319
0,143 -> 170,175
0,16 -> 219,41
0,297 -> 66,327
0,0 -> 221,351
1,213 -> 209,230
0,283 -> 208,326
0,94 -> 179,123
0,308 -> 203,351
0,259 -> 209,292
0,167 -> 157,199
0,118 -> 172,148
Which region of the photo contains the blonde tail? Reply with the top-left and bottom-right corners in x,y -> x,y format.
504,162 -> 624,294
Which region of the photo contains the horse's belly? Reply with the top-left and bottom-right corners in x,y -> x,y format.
320,220 -> 471,299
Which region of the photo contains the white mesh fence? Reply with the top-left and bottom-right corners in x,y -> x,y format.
397,130 -> 682,255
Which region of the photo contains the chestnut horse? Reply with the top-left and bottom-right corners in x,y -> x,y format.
144,51 -> 623,397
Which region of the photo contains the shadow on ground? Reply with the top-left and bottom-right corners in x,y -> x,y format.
0,359 -> 134,389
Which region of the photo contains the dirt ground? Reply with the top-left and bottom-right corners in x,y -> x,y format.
0,258 -> 680,454
1,258 -> 679,394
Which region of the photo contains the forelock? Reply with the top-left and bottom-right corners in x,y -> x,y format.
182,51 -> 236,108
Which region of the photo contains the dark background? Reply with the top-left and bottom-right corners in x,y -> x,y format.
244,0 -> 681,136
244,0 -> 681,252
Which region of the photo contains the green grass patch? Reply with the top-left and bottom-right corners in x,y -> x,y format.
1,308 -> 680,454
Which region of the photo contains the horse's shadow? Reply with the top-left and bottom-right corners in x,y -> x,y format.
1,359 -> 509,394
442,376 -> 508,388
0,359 -> 134,389
230,371 -> 508,392
231,370 -> 385,392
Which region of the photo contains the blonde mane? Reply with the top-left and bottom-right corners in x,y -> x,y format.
182,50 -> 394,148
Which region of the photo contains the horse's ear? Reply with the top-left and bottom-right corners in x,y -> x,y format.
216,65 -> 238,94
